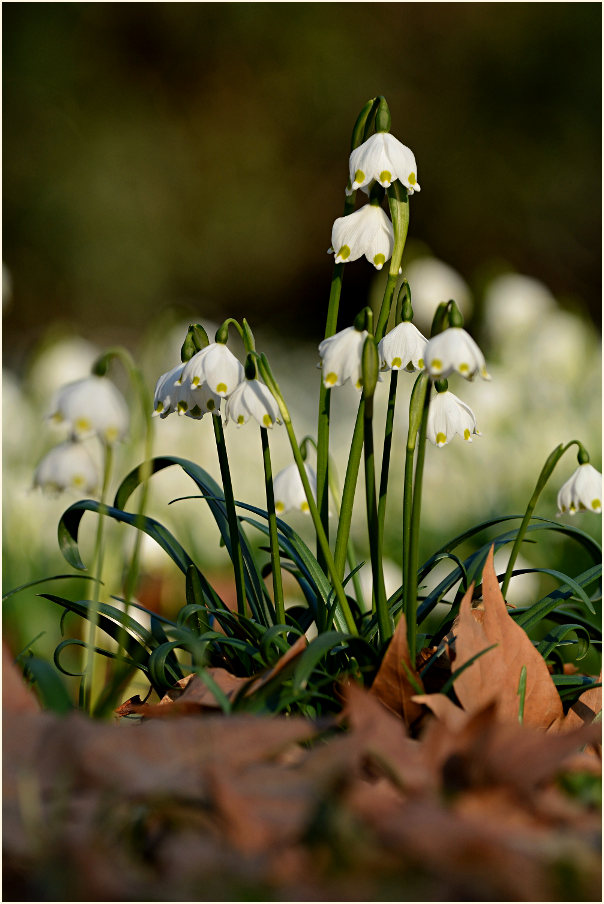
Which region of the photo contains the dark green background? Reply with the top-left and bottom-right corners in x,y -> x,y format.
3,3 -> 601,368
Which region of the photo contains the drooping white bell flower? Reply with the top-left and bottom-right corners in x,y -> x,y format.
180,343 -> 244,398
557,463 -> 602,515
424,327 -> 490,381
349,132 -> 420,195
34,441 -> 99,495
273,463 -> 317,515
49,375 -> 129,443
153,363 -> 220,419
378,321 -> 427,372
329,204 -> 394,270
318,326 -> 368,390
427,390 -> 480,447
224,378 -> 281,429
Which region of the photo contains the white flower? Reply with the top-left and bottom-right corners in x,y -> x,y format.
349,132 -> 420,194
318,326 -> 368,390
427,390 -> 480,447
329,204 -> 394,270
378,321 -> 427,372
225,379 -> 281,428
34,441 -> 98,495
557,463 -> 602,515
49,375 -> 129,443
180,343 -> 244,398
153,363 -> 220,419
273,463 -> 317,514
424,327 -> 490,381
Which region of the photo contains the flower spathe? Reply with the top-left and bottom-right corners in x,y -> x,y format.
225,378 -> 281,428
378,321 -> 427,372
330,203 -> 394,270
318,326 -> 368,390
180,343 -> 244,398
273,462 -> 317,514
34,440 -> 98,495
424,327 -> 490,381
349,132 -> 420,195
153,363 -> 220,419
557,463 -> 602,515
49,375 -> 129,443
427,390 -> 480,447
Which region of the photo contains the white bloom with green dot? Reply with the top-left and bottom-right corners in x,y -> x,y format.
180,343 -> 244,398
318,326 -> 368,390
349,132 -> 420,195
273,462 -> 317,515
557,463 -> 602,515
49,375 -> 129,443
224,378 -> 281,428
424,327 -> 490,381
153,363 -> 220,419
330,203 -> 394,270
378,321 -> 427,372
34,440 -> 98,495
427,390 -> 480,447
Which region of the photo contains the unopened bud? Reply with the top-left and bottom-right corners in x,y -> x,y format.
181,324 -> 210,362
375,96 -> 391,134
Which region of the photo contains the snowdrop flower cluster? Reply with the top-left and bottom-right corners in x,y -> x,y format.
181,342 -> 244,398
153,363 -> 221,419
273,463 -> 317,514
426,388 -> 480,447
348,131 -> 420,195
318,326 -> 368,390
225,378 -> 281,428
424,327 -> 490,381
330,203 -> 394,270
378,320 -> 427,372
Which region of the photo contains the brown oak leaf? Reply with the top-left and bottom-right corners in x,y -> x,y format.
370,613 -> 424,726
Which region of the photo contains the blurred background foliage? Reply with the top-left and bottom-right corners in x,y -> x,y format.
3,3 -> 601,679
3,1 -> 601,365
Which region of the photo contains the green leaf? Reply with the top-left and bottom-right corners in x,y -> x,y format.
516,564 -> 601,630
3,573 -> 100,603
21,656 -> 74,714
537,624 -> 592,662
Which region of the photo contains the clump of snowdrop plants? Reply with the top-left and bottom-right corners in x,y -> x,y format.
15,96 -> 601,719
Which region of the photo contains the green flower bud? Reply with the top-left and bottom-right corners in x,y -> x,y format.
375,96 -> 391,134
361,335 -> 379,398
181,324 -> 210,362
430,301 -> 451,337
448,300 -> 465,329
396,279 -> 413,324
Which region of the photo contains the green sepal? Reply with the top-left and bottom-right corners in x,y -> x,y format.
374,96 -> 391,133
244,354 -> 257,381
181,324 -> 210,362
351,97 -> 377,151
430,300 -> 451,337
448,300 -> 464,329
353,306 -> 373,333
434,378 -> 449,393
396,279 -> 413,324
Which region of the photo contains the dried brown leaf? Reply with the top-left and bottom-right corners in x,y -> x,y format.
370,613 -> 424,726
452,545 -> 563,728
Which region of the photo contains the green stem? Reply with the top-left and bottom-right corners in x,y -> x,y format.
261,427 -> 285,624
256,355 -> 358,635
363,395 -> 390,642
373,184 -> 410,341
501,439 -> 587,598
334,401 -> 365,580
406,381 -> 431,664
83,442 -> 113,714
213,414 -> 246,616
316,195 -> 357,566
327,460 -> 365,610
378,369 -> 399,549
402,373 -> 429,625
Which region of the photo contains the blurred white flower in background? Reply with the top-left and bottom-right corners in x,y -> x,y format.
402,256 -> 473,332
49,375 -> 130,443
483,273 -> 556,342
33,440 -> 99,495
273,462 -> 316,514
27,335 -> 100,403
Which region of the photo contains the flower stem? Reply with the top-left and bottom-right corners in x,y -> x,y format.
501,440 -> 586,598
316,196 -> 357,567
378,369 -> 399,549
83,442 -> 113,714
213,414 -> 247,616
402,373 -> 430,623
406,379 -> 431,664
363,394 -> 391,642
326,459 -> 366,610
334,401 -> 365,580
257,354 -> 358,635
261,427 -> 285,624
